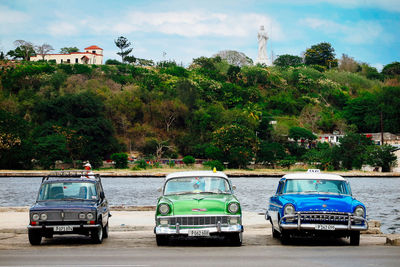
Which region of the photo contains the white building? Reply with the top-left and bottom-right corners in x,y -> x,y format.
30,45 -> 103,65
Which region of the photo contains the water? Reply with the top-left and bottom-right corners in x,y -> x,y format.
0,177 -> 399,234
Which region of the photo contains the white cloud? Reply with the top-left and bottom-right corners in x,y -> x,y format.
104,11 -> 284,41
273,0 -> 400,12
301,18 -> 384,44
0,5 -> 30,34
48,22 -> 79,36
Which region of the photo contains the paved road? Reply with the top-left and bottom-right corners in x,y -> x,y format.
0,231 -> 399,267
1,246 -> 399,267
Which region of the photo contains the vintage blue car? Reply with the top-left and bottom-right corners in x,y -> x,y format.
28,171 -> 110,245
266,170 -> 368,245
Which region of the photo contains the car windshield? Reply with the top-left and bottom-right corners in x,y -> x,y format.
38,182 -> 98,201
283,179 -> 350,195
164,177 -> 231,195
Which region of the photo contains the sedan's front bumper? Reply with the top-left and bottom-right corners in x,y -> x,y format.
278,213 -> 368,231
155,224 -> 243,235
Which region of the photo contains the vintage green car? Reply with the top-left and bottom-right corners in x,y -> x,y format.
154,171 -> 243,246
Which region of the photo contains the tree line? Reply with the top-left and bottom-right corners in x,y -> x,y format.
0,39 -> 399,171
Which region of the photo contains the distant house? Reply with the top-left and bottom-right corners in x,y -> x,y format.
363,132 -> 400,146
30,45 -> 103,65
317,134 -> 344,145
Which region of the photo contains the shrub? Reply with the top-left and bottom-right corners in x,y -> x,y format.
182,155 -> 195,165
110,153 -> 128,169
203,160 -> 225,171
134,159 -> 148,170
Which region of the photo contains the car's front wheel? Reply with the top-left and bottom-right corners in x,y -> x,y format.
91,225 -> 103,244
156,235 -> 169,246
103,223 -> 109,239
350,232 -> 360,246
225,232 -> 242,246
28,229 -> 42,245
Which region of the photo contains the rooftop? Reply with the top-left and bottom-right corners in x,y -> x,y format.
166,171 -> 228,180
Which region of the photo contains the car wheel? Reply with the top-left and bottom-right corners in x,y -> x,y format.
272,225 -> 280,239
156,235 -> 169,246
350,232 -> 360,246
103,223 -> 109,239
226,232 -> 242,246
91,225 -> 103,244
280,229 -> 290,245
28,229 -> 42,245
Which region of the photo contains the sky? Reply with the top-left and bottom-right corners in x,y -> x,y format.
0,0 -> 399,70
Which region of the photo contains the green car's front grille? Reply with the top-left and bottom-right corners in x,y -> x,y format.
163,216 -> 230,226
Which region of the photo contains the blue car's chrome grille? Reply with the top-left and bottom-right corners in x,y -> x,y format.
299,212 -> 350,224
164,216 -> 229,226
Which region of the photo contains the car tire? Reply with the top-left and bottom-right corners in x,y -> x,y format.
28,229 -> 42,245
91,225 -> 103,244
103,223 -> 109,239
350,232 -> 360,246
272,226 -> 280,239
226,232 -> 242,246
280,229 -> 290,245
156,235 -> 169,246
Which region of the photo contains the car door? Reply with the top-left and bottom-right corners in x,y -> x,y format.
269,180 -> 284,228
97,182 -> 109,227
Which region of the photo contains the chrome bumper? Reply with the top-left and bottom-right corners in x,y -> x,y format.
27,224 -> 101,230
155,224 -> 243,235
278,213 -> 368,231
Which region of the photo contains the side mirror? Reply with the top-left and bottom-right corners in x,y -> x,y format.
232,185 -> 236,191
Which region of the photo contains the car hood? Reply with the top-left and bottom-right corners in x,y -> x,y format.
281,194 -> 355,213
30,200 -> 96,211
161,193 -> 237,215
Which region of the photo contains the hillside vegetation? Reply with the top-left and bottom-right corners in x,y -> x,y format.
1,57 -> 399,171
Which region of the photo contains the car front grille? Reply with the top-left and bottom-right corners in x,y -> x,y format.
35,210 -> 85,222
163,216 -> 230,226
299,212 -> 350,225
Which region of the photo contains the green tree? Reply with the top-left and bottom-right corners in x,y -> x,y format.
114,36 -> 134,63
304,42 -> 338,68
289,127 -> 316,142
111,153 -> 128,168
59,47 -> 79,54
35,134 -> 68,169
274,54 -> 303,67
336,133 -> 373,170
7,40 -> 35,60
256,142 -> 286,167
182,155 -> 195,165
367,145 -> 397,172
212,124 -> 257,168
382,62 -> 400,77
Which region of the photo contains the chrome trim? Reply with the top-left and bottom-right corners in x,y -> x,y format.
156,214 -> 241,227
269,203 -> 283,208
27,224 -> 101,229
155,224 -> 243,235
278,212 -> 368,231
217,221 -> 221,232
176,223 -> 180,234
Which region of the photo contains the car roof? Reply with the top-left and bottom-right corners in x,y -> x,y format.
282,172 -> 346,181
166,171 -> 228,180
43,178 -> 97,183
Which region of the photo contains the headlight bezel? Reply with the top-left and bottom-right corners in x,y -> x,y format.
158,204 -> 170,215
40,213 -> 47,221
86,212 -> 94,220
354,205 -> 365,217
32,213 -> 40,221
284,204 -> 295,216
228,202 -> 240,214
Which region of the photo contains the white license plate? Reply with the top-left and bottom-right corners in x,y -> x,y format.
315,224 -> 335,231
53,226 -> 74,232
188,229 -> 210,237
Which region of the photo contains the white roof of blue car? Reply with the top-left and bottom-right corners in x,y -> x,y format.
166,171 -> 228,180
283,171 -> 346,181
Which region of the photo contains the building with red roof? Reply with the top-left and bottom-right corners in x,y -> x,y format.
30,45 -> 103,65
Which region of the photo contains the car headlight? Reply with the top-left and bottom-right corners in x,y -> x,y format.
228,203 -> 239,214
79,213 -> 86,219
158,204 -> 170,215
86,213 -> 94,220
354,206 -> 365,217
32,213 -> 40,221
284,204 -> 295,216
159,219 -> 169,225
40,213 -> 47,221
